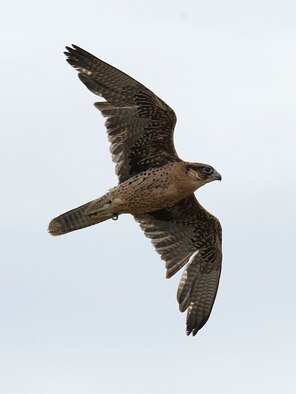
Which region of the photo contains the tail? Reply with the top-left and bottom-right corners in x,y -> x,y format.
48,193 -> 115,236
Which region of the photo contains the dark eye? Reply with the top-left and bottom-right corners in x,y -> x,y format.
202,166 -> 213,174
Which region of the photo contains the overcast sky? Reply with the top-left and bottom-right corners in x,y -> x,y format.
1,0 -> 296,393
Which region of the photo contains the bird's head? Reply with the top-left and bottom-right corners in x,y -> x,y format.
185,162 -> 222,188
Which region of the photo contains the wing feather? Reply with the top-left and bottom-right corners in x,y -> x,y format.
64,45 -> 179,182
135,195 -> 222,336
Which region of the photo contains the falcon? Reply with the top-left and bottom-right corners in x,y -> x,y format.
48,45 -> 222,336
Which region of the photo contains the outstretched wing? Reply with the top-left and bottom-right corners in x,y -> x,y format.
65,45 -> 179,183
134,195 -> 222,336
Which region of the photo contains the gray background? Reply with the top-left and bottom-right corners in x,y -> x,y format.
2,0 -> 296,393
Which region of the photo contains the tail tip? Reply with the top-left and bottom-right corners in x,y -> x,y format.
48,218 -> 63,236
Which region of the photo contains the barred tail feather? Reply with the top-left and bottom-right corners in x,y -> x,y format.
48,193 -> 114,236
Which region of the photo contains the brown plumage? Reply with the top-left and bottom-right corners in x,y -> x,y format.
48,45 -> 222,336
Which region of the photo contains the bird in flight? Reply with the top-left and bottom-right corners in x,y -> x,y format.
48,45 -> 222,336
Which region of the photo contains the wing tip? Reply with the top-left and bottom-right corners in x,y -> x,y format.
64,44 -> 83,56
186,319 -> 207,336
64,44 -> 97,70
64,44 -> 77,59
186,327 -> 199,336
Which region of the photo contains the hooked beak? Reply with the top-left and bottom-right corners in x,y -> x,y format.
212,169 -> 222,181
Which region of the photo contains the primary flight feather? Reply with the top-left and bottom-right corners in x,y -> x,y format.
48,45 -> 222,336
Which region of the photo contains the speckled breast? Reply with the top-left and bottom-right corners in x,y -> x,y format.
111,162 -> 197,214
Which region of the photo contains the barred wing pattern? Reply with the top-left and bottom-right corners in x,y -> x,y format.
135,195 -> 222,336
65,45 -> 179,183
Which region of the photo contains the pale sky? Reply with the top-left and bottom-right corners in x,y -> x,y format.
1,0 -> 296,393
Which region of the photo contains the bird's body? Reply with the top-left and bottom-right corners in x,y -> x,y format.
49,45 -> 223,336
50,161 -> 219,236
